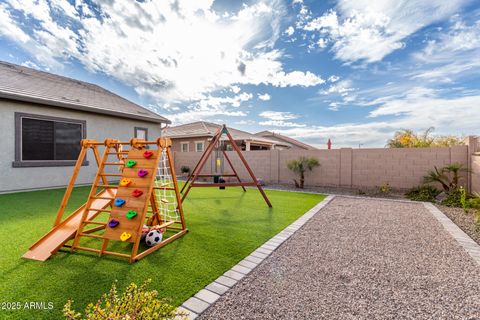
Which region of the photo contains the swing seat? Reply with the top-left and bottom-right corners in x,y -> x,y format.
120,232 -> 131,242
108,219 -> 120,228
143,151 -> 154,159
119,178 -> 132,186
126,210 -> 137,219
132,189 -> 143,197
126,160 -> 137,168
137,169 -> 148,177
114,198 -> 126,207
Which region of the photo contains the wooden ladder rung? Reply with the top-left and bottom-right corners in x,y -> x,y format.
80,233 -> 106,239
101,173 -> 123,177
104,162 -> 124,165
153,186 -> 174,190
87,208 -> 112,213
91,196 -> 115,200
98,185 -> 118,188
75,246 -> 131,258
152,221 -> 175,229
84,221 -> 107,226
107,151 -> 129,154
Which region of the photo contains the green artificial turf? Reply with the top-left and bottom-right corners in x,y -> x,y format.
0,185 -> 324,319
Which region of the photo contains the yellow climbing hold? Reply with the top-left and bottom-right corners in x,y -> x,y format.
120,232 -> 132,242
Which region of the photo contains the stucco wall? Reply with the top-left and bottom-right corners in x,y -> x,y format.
173,145 -> 470,190
469,137 -> 480,194
169,137 -> 209,153
0,99 -> 163,193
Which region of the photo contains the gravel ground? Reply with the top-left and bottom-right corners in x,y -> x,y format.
200,197 -> 480,320
437,204 -> 480,245
262,183 -> 407,199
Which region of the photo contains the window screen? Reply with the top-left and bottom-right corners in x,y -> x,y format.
21,118 -> 83,161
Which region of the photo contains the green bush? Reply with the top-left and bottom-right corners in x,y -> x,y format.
405,185 -> 441,202
441,188 -> 463,207
180,165 -> 190,174
64,280 -> 186,320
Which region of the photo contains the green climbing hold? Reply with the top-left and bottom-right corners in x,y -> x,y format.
126,210 -> 138,219
126,160 -> 137,168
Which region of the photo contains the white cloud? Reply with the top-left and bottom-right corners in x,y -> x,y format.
276,87 -> 480,147
259,110 -> 299,121
328,75 -> 340,82
258,120 -> 307,127
319,80 -> 355,96
284,26 -> 295,36
411,18 -> 480,82
258,93 -> 271,101
301,0 -> 469,63
0,0 -> 324,106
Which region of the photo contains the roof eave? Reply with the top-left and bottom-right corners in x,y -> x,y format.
0,91 -> 171,124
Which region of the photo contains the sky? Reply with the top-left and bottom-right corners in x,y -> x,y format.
0,0 -> 479,148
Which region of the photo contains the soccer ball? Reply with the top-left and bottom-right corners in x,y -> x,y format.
145,230 -> 163,247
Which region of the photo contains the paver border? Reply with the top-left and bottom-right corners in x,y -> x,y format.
423,202 -> 480,266
178,194 -> 336,319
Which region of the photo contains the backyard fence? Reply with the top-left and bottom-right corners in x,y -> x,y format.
173,143 -> 475,191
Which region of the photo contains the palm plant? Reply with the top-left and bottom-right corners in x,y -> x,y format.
423,162 -> 468,192
287,156 -> 320,188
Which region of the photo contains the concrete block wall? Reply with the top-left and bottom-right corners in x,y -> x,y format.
469,137 -> 480,194
174,144 -> 472,191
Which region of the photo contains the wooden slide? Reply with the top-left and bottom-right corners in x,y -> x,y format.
22,189 -> 116,261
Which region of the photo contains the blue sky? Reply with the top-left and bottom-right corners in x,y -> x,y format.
0,0 -> 479,147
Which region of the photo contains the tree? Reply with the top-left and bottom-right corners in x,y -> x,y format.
386,127 -> 464,148
287,156 -> 320,188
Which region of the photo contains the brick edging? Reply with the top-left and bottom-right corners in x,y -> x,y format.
423,202 -> 480,266
177,195 -> 336,319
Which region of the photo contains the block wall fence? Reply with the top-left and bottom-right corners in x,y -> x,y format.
173,136 -> 480,192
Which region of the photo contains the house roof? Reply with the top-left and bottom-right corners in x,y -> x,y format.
255,130 -> 318,150
0,61 -> 169,124
163,121 -> 289,146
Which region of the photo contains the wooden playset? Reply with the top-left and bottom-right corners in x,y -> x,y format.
181,124 -> 272,207
23,138 -> 187,263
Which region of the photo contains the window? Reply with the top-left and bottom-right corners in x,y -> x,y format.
13,113 -> 87,167
134,127 -> 148,140
181,142 -> 189,152
195,141 -> 204,152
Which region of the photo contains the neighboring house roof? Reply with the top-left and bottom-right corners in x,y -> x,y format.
163,121 -> 289,147
0,61 -> 169,124
255,130 -> 318,150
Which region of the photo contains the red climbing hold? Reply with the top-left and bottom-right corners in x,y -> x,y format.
143,151 -> 154,159
132,189 -> 143,197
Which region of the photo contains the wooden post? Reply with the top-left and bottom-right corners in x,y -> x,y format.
53,142 -> 89,227
225,127 -> 272,207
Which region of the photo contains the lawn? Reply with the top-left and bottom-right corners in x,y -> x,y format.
0,185 -> 324,319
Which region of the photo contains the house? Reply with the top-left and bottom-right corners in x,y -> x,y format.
162,121 -> 290,152
255,130 -> 318,150
0,61 -> 169,193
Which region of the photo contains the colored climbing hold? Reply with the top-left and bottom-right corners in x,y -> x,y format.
120,178 -> 132,186
126,160 -> 137,168
126,210 -> 137,219
132,189 -> 143,197
137,169 -> 148,177
120,232 -> 131,242
143,150 -> 154,159
114,198 -> 126,207
108,219 -> 120,228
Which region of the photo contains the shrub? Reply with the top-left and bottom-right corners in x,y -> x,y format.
423,162 -> 468,192
180,165 -> 190,174
405,185 -> 441,202
441,188 -> 464,207
63,280 -> 186,320
286,156 -> 320,189
377,182 -> 391,195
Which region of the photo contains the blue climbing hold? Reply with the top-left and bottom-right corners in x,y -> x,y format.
114,198 -> 126,207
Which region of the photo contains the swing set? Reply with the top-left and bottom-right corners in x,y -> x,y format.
180,124 -> 272,207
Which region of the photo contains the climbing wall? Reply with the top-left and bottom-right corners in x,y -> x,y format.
103,148 -> 160,243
